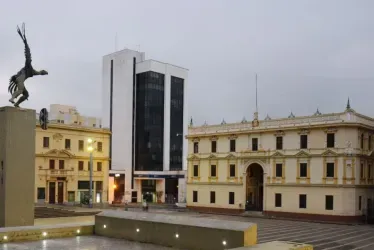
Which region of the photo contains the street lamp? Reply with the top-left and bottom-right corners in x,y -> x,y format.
87,138 -> 96,208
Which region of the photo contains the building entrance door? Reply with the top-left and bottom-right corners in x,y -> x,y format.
57,182 -> 64,204
245,163 -> 264,211
49,182 -> 56,204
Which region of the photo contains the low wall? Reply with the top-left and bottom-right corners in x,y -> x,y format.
230,241 -> 313,250
0,222 -> 93,243
95,210 -> 257,250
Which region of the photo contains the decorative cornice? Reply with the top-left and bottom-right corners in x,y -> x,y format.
324,127 -> 338,134
228,134 -> 238,140
52,133 -> 63,141
209,136 -> 218,141
298,129 -> 310,135
192,137 -> 200,142
294,150 -> 310,158
274,130 -> 285,137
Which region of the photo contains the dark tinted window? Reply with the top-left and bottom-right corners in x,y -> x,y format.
325,195 -> 333,210
300,135 -> 308,149
275,193 -> 282,207
327,133 -> 335,148
135,71 -> 165,171
193,191 -> 198,202
299,194 -> 307,208
229,192 -> 235,204
276,136 -> 283,150
169,76 -> 184,170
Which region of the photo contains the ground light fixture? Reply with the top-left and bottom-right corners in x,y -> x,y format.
136,228 -> 140,232
222,240 -> 227,246
76,229 -> 80,234
103,225 -> 107,228
3,236 -> 7,240
175,233 -> 179,238
42,232 -> 48,237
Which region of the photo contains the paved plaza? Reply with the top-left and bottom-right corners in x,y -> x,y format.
0,236 -> 174,250
3,209 -> 374,249
203,214 -> 374,250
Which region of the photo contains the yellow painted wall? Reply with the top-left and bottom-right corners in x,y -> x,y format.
186,122 -> 374,216
35,123 -> 110,204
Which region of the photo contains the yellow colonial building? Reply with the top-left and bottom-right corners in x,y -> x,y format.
35,122 -> 110,205
186,103 -> 374,222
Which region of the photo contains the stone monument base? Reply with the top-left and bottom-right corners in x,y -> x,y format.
95,210 -> 257,250
0,107 -> 36,227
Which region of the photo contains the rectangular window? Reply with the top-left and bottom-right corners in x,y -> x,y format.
360,163 -> 365,179
210,165 -> 217,177
78,140 -> 84,151
193,142 -> 199,153
211,141 -> 217,153
97,162 -> 102,171
361,134 -> 364,149
169,76 -> 184,171
96,181 -> 103,191
325,195 -> 334,210
43,137 -> 49,148
275,193 -> 282,207
78,161 -> 84,171
58,160 -> 64,170
300,134 -> 308,149
327,133 -> 335,148
275,163 -> 283,177
88,161 -> 91,171
230,140 -> 236,152
276,136 -> 283,150
229,164 -> 236,177
210,191 -> 215,204
299,163 -> 307,178
369,164 -> 372,179
359,196 -> 362,210
252,138 -> 258,151
326,163 -> 335,178
49,159 -> 55,169
78,181 -> 90,190
65,139 -> 71,150
97,142 -> 103,152
369,135 -> 372,150
68,191 -> 75,202
193,191 -> 198,202
229,192 -> 235,205
193,165 -> 199,177
37,187 -> 46,200
299,194 -> 307,209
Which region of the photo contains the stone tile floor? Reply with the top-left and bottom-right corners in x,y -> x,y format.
0,236 -> 177,250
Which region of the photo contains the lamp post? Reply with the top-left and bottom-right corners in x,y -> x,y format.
87,138 -> 95,208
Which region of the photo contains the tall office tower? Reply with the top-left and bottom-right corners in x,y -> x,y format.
102,49 -> 188,203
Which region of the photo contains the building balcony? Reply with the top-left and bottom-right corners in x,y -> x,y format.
38,168 -> 74,178
78,171 -> 104,177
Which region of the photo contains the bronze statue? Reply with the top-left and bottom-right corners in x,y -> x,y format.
8,23 -> 48,107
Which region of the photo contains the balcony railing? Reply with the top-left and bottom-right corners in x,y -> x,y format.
38,169 -> 74,177
78,171 -> 104,177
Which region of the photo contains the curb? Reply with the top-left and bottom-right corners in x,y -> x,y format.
196,211 -> 365,226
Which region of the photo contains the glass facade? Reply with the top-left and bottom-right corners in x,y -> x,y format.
135,71 -> 165,171
169,76 -> 184,170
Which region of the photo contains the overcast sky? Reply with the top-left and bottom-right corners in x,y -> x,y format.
0,0 -> 373,125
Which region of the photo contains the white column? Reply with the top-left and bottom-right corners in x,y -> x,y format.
182,75 -> 188,171
108,177 -> 114,204
163,71 -> 171,171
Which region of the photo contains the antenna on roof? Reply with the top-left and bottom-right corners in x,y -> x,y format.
255,73 -> 258,113
115,32 -> 118,52
252,73 -> 259,127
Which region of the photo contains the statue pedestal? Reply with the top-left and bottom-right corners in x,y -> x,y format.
0,106 -> 35,227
